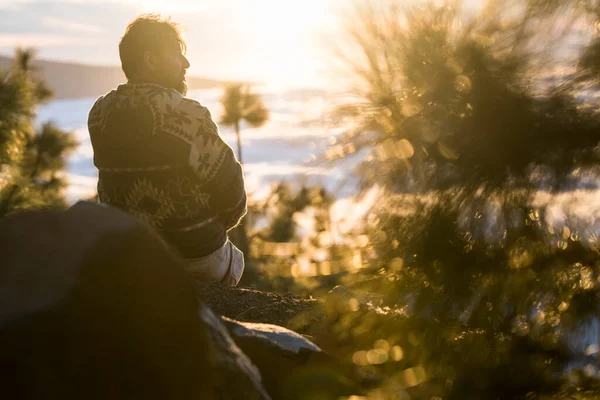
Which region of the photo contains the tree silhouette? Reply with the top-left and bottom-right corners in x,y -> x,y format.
0,48 -> 76,217
219,83 -> 269,164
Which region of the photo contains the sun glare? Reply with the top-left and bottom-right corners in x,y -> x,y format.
236,0 -> 334,88
136,0 -> 335,88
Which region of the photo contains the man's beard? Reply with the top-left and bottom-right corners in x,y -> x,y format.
174,77 -> 187,96
160,75 -> 187,96
179,79 -> 188,96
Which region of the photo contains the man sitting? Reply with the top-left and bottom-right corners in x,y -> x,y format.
88,14 -> 246,285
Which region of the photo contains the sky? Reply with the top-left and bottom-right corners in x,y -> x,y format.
0,0 -> 341,88
0,0 -> 490,89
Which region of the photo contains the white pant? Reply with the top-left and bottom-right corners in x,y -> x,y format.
186,241 -> 244,286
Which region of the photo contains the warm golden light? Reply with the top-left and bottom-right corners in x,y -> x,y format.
235,0 -> 334,88
138,0 -> 335,88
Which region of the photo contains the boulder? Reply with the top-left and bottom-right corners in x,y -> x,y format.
0,201 -> 270,399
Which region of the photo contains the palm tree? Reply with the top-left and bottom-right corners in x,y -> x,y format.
218,84 -> 268,264
219,83 -> 269,164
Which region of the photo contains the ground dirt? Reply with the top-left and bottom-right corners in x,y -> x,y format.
194,282 -> 324,333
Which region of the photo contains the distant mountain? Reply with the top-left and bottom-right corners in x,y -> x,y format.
0,55 -> 228,100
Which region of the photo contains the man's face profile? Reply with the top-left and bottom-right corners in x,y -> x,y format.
146,38 -> 189,95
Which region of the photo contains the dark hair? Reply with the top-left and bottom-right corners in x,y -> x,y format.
119,14 -> 187,80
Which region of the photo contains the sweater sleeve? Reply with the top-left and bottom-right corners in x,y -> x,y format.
186,102 -> 247,230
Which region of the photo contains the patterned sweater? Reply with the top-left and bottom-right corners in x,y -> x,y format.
88,83 -> 247,258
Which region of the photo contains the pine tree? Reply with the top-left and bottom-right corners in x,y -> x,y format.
325,1 -> 600,398
0,48 -> 76,218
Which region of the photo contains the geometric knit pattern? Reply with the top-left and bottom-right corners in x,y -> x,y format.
125,179 -> 175,228
88,82 -> 247,258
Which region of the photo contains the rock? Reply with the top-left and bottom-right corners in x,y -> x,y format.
198,307 -> 271,399
222,318 -> 322,354
0,202 -> 270,400
222,317 -> 360,399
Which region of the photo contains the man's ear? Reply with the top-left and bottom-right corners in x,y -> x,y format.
143,50 -> 157,72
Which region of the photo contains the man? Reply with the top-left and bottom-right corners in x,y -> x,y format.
88,14 -> 246,286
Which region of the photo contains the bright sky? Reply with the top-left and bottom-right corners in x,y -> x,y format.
0,0 -> 487,88
0,0 -> 341,88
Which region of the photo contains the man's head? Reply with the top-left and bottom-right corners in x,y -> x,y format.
119,14 -> 190,95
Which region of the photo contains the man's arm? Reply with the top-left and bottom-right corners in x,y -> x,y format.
186,102 -> 247,230
209,161 -> 247,230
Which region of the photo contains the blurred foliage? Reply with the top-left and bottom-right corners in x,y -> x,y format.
330,0 -> 600,195
241,182 -> 353,295
0,48 -> 76,217
313,0 -> 600,398
219,83 -> 269,164
348,193 -> 600,399
242,0 -> 600,399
